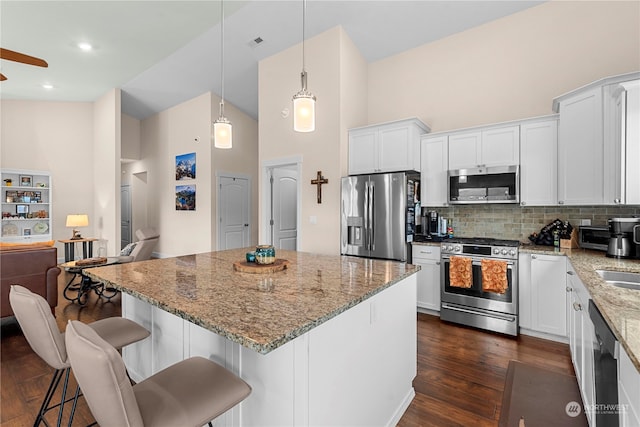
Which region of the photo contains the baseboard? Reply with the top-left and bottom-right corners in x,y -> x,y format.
520,327 -> 569,344
386,387 -> 415,427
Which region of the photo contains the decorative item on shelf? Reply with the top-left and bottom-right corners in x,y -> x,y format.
255,244 -> 276,265
3,178 -> 12,186
35,182 -> 47,188
245,251 -> 256,263
33,222 -> 49,234
213,0 -> 232,149
292,0 -> 316,132
310,171 -> 328,204
19,175 -> 32,187
66,214 -> 89,240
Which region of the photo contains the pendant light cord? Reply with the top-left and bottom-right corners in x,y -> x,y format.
302,0 -> 306,74
220,0 -> 225,113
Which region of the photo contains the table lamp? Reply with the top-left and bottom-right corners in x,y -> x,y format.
66,214 -> 89,240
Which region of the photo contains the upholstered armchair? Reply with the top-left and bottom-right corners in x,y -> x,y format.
118,228 -> 159,263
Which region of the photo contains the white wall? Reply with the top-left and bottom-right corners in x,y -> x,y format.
1,100 -> 95,256
368,0 -> 640,132
93,89 -> 121,255
135,91 -> 259,257
259,26 -> 367,255
122,113 -> 141,161
211,93 -> 260,248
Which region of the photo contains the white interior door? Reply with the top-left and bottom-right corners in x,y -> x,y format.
218,176 -> 250,250
271,167 -> 298,250
121,185 -> 132,249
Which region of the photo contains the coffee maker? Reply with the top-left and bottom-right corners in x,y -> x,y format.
427,211 -> 439,235
607,217 -> 640,259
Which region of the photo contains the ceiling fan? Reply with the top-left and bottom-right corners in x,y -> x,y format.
0,48 -> 48,81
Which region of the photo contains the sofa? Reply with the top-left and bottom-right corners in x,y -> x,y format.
1,246 -> 60,318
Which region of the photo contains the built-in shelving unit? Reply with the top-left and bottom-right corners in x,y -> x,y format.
1,168 -> 52,243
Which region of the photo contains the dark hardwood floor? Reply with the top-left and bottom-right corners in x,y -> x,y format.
1,273 -> 574,426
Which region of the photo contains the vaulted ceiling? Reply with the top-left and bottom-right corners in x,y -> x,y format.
0,1 -> 542,120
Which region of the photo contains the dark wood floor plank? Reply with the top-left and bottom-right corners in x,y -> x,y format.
1,273 -> 574,426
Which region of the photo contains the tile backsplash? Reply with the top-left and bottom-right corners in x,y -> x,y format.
421,205 -> 640,242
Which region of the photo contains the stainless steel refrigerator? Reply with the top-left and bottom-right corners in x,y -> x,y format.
341,172 -> 419,262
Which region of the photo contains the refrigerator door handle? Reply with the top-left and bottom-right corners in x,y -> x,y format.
369,182 -> 375,251
364,181 -> 370,250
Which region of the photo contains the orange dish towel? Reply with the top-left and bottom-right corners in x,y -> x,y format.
481,259 -> 508,294
449,256 -> 472,288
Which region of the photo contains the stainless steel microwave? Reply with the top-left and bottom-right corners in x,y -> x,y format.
448,165 -> 519,204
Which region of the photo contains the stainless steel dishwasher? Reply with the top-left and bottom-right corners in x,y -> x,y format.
589,300 -> 619,426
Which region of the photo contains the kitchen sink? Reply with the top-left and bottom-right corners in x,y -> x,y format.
595,269 -> 640,290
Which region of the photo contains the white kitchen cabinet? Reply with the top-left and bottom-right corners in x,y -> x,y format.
520,118 -> 558,206
566,264 -> 595,427
420,135 -> 448,206
557,86 -> 604,205
519,254 -> 567,338
412,244 -> 441,312
605,79 -> 640,205
348,118 -> 429,175
1,169 -> 52,243
448,125 -> 519,170
554,72 -> 640,206
618,344 -> 640,427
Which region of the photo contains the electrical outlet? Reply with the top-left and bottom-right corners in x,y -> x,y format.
580,219 -> 591,226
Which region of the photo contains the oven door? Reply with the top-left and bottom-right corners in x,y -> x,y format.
440,255 -> 518,315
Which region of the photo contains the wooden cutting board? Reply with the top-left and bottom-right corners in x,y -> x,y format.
233,259 -> 289,274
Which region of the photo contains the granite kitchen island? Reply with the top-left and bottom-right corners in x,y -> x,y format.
85,248 -> 419,426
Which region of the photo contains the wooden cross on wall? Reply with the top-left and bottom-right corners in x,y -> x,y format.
310,171 -> 329,204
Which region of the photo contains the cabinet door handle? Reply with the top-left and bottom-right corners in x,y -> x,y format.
573,302 -> 582,311
566,286 -> 573,292
558,200 -> 565,205
567,271 -> 574,276
521,201 -> 526,206
614,198 -> 621,204
420,250 -> 432,254
436,261 -> 441,265
531,255 -> 537,259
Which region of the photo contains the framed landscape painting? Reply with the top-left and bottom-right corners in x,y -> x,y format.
176,185 -> 196,211
175,152 -> 196,180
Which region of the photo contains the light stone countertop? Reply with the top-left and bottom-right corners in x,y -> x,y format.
84,248 -> 419,354
413,241 -> 640,371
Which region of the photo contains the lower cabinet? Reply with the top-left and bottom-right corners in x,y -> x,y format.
412,244 -> 441,312
619,344 -> 640,427
518,253 -> 567,339
566,263 -> 595,427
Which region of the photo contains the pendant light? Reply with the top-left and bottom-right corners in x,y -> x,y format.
214,0 -> 232,149
292,0 -> 316,133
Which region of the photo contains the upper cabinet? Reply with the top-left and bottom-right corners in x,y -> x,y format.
520,117 -> 558,206
553,72 -> 640,205
420,135 -> 448,206
348,118 -> 430,175
448,125 -> 519,170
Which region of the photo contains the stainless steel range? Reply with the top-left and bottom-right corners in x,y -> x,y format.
440,237 -> 519,336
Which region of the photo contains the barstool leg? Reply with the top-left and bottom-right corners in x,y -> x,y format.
34,369 -> 64,426
55,369 -> 71,427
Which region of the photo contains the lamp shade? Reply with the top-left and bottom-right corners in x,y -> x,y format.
214,118 -> 232,149
66,214 -> 89,228
293,93 -> 316,132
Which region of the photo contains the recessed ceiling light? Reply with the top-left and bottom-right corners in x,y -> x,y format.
78,42 -> 93,51
42,83 -> 54,90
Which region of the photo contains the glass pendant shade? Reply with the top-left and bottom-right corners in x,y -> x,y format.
214,116 -> 232,149
293,91 -> 316,132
